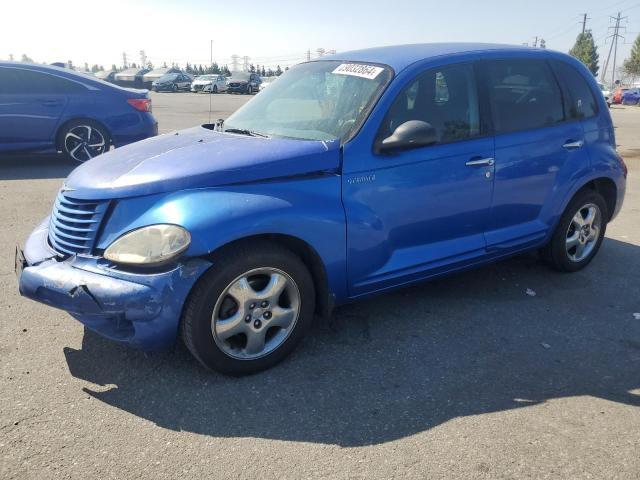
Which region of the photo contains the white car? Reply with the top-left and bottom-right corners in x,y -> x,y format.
598,82 -> 612,107
191,74 -> 228,94
259,76 -> 278,91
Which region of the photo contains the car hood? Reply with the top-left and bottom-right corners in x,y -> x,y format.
64,126 -> 341,200
228,79 -> 248,84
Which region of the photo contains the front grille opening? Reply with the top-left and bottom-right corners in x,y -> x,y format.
48,191 -> 109,256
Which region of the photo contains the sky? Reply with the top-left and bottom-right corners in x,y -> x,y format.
2,0 -> 638,80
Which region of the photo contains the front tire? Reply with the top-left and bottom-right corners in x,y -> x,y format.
181,242 -> 315,375
543,190 -> 608,272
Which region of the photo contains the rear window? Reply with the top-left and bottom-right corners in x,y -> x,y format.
482,59 -> 564,134
553,61 -> 598,119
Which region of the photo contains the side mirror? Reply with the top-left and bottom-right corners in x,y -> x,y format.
377,120 -> 438,154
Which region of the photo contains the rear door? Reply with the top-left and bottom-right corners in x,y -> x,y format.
478,58 -> 586,252
0,67 -> 73,151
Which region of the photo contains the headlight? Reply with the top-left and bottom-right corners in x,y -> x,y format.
104,224 -> 191,266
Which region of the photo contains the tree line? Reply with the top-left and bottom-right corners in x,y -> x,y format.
570,31 -> 640,84
8,53 -> 287,77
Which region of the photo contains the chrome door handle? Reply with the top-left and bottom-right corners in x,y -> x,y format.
562,140 -> 584,150
466,157 -> 495,167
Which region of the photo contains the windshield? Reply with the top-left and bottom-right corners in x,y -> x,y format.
230,72 -> 250,81
224,61 -> 393,142
159,73 -> 179,82
198,75 -> 215,81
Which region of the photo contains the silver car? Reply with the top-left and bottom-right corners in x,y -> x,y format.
191,74 -> 228,94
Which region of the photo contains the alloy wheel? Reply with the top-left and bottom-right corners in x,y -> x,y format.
565,203 -> 601,262
211,267 -> 301,360
64,125 -> 107,162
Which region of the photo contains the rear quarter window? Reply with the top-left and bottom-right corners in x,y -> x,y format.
482,59 -> 565,134
552,61 -> 598,119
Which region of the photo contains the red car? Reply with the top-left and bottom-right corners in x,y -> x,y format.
613,87 -> 629,104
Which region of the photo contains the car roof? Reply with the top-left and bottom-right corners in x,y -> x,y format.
0,61 -> 94,78
0,61 -> 146,94
318,43 -> 544,72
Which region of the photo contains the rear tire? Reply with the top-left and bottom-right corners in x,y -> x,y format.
542,190 -> 608,272
58,119 -> 110,163
181,242 -> 315,375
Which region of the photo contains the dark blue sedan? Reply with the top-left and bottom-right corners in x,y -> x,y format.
0,62 -> 158,162
621,88 -> 640,105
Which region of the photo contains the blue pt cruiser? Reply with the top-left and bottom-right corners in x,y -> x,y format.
18,44 -> 627,375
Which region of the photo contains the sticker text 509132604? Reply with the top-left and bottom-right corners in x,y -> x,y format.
332,63 -> 384,80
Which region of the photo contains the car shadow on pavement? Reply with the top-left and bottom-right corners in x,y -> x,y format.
64,238 -> 640,447
0,154 -> 77,180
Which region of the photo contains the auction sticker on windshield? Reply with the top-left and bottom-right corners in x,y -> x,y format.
332,63 -> 384,80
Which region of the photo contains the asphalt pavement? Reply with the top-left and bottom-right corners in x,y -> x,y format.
1,95 -> 639,479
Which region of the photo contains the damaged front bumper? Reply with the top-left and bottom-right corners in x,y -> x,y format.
17,217 -> 211,350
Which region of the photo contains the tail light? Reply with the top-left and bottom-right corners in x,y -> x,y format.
617,152 -> 628,178
127,98 -> 152,113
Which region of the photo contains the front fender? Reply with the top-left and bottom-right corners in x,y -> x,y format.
96,174 -> 348,302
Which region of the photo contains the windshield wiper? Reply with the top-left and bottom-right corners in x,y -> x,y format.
224,128 -> 269,138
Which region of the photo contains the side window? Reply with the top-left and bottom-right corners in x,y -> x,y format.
1,69 -> 85,94
553,61 -> 598,119
0,67 -> 20,94
483,59 -> 564,133
380,63 -> 480,144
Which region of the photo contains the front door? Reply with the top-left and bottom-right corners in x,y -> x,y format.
0,67 -> 69,152
343,63 -> 495,297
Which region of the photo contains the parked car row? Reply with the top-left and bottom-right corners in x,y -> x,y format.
149,71 -> 265,95
610,86 -> 640,105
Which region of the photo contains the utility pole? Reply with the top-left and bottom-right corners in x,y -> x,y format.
580,13 -> 590,34
316,48 -> 325,58
242,55 -> 250,72
209,40 -> 213,125
139,50 -> 146,68
533,36 -> 538,48
122,52 -> 128,69
231,54 -> 240,72
602,12 -> 627,85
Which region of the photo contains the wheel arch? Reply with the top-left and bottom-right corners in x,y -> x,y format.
54,117 -> 113,151
575,177 -> 618,221
204,233 -> 333,319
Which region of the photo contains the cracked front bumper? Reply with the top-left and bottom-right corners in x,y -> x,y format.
18,217 -> 211,350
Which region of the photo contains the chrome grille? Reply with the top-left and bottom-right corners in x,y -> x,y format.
48,191 -> 109,256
